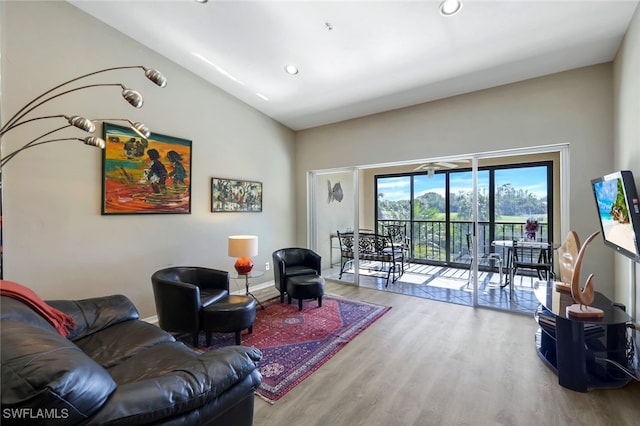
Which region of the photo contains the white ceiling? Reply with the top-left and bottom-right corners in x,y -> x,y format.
68,0 -> 639,131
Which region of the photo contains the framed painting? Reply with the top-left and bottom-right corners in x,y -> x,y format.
211,178 -> 262,212
101,122 -> 192,214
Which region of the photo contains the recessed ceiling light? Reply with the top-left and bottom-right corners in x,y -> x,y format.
284,64 -> 299,75
439,0 -> 463,16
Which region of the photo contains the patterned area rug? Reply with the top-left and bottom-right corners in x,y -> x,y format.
180,294 -> 390,403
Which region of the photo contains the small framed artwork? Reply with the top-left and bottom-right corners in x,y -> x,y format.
211,178 -> 263,212
101,122 -> 192,215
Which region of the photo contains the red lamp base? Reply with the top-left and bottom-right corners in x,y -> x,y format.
234,257 -> 254,275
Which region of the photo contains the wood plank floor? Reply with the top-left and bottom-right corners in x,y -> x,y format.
251,281 -> 640,426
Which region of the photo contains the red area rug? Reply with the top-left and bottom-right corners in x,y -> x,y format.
182,294 -> 390,403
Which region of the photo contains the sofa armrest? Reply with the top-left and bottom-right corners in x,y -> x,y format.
47,294 -> 139,341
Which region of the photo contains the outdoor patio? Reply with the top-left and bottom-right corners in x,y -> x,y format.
324,262 -> 541,315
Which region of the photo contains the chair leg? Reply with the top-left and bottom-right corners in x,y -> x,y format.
192,332 -> 200,347
385,265 -> 393,287
248,325 -> 253,334
487,254 -> 503,286
509,267 -> 516,299
280,291 -> 285,303
287,294 -> 292,304
318,296 -> 322,308
298,298 -> 303,311
235,331 -> 241,345
205,332 -> 211,347
500,261 -> 511,288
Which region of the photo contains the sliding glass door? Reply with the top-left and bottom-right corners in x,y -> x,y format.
309,146 -> 567,314
411,173 -> 446,263
371,159 -> 555,311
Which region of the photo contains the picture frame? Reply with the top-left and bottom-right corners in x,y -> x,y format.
211,178 -> 263,212
101,122 -> 192,215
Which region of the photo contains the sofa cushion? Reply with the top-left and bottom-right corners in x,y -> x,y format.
1,318 -> 116,424
0,296 -> 54,330
87,344 -> 263,425
0,280 -> 76,337
48,295 -> 139,341
74,319 -> 175,369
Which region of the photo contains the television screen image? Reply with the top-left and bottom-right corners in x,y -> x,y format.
591,170 -> 640,261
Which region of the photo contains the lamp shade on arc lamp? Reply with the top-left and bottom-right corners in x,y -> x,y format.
228,235 -> 258,275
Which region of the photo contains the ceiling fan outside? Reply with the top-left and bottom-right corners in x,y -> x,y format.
413,159 -> 470,176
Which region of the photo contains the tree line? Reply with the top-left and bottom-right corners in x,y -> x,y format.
379,183 -> 548,221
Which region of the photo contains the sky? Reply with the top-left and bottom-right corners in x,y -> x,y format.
378,166 -> 548,202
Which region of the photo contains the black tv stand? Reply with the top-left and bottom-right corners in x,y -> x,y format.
533,281 -> 632,392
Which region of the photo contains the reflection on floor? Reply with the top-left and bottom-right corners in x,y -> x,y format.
324,262 -> 541,316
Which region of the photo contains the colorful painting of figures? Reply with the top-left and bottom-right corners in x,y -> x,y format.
211,178 -> 262,212
101,123 -> 192,214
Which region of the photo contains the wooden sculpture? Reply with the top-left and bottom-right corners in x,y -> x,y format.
567,231 -> 604,318
554,231 -> 581,293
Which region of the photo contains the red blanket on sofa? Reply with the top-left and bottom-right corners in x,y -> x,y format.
0,280 -> 76,336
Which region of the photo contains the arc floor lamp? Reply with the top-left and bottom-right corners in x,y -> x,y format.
0,65 -> 168,278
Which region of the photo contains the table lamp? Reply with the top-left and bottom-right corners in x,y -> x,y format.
228,235 -> 258,275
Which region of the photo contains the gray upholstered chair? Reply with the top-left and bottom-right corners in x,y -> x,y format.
272,248 -> 321,303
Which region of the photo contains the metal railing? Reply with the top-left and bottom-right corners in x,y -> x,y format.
378,219 -> 549,271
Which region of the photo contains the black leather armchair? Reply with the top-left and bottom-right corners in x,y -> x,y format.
151,266 -> 230,345
272,248 -> 321,303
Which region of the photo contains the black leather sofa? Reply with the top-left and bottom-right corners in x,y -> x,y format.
0,293 -> 262,425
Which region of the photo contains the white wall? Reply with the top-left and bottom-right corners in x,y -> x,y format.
613,4 -> 640,319
314,170 -> 354,269
296,64 -> 618,298
1,1 -> 296,317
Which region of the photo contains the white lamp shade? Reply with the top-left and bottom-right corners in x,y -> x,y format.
228,235 -> 258,258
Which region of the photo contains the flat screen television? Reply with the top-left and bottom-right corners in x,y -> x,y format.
591,170 -> 640,262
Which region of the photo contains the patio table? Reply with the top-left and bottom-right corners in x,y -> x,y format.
492,240 -> 558,300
